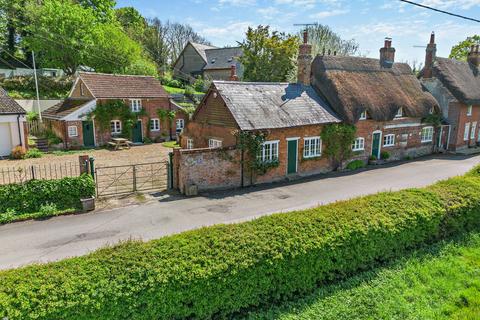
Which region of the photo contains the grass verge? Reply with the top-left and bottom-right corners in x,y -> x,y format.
162,141 -> 180,148
238,231 -> 480,320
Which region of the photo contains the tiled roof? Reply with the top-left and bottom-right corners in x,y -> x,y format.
432,57 -> 480,105
190,42 -> 218,62
0,86 -> 26,115
204,47 -> 243,70
78,72 -> 168,99
312,55 -> 438,123
213,81 -> 340,131
42,99 -> 92,119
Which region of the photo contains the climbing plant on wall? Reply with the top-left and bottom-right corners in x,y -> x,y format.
321,124 -> 356,171
157,109 -> 176,139
235,130 -> 278,175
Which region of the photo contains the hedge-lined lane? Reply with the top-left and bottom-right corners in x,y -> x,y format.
0,168 -> 479,319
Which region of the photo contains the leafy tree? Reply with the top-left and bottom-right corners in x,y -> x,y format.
0,0 -> 29,55
303,24 -> 359,56
75,0 -> 116,22
115,7 -> 147,42
239,25 -> 298,82
450,35 -> 480,61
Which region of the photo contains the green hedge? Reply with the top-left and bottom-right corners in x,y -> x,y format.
1,169 -> 480,319
0,175 -> 95,216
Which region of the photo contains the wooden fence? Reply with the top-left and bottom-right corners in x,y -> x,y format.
27,120 -> 46,136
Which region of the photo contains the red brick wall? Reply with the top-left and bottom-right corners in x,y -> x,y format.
449,103 -> 480,151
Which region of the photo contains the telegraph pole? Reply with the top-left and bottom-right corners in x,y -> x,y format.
32,51 -> 42,123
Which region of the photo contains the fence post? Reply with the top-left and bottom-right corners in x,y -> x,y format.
89,157 -> 95,180
31,165 -> 35,180
168,152 -> 174,189
132,165 -> 137,192
79,155 -> 89,175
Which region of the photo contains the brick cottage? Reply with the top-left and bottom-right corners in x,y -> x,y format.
420,33 -> 480,152
175,35 -> 439,194
43,72 -> 188,149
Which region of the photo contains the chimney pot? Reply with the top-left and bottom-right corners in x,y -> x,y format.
303,30 -> 308,44
380,37 -> 395,68
297,32 -> 313,85
429,32 -> 435,44
229,65 -> 239,81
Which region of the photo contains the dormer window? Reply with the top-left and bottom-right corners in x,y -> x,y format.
359,110 -> 367,120
467,105 -> 473,116
131,99 -> 142,112
211,58 -> 216,64
429,107 -> 434,114
395,108 -> 403,119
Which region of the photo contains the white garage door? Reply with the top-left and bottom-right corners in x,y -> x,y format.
0,123 -> 12,157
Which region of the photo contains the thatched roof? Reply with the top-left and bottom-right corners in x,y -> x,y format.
312,55 -> 438,123
213,81 -> 340,130
432,57 -> 480,105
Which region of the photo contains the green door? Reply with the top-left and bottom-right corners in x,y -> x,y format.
372,132 -> 381,158
132,120 -> 143,143
287,139 -> 298,175
82,121 -> 95,147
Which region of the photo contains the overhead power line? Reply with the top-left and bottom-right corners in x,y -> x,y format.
399,0 -> 480,23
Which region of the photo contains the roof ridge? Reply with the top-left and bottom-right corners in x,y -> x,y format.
78,71 -> 157,79
205,46 -> 242,51
214,81 -> 293,85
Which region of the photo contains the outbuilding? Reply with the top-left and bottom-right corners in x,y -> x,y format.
0,86 -> 28,157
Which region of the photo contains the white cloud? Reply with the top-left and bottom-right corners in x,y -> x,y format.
418,0 -> 480,10
257,6 -> 280,19
310,9 -> 349,18
218,0 -> 256,6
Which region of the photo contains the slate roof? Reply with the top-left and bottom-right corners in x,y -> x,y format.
312,55 -> 438,123
42,99 -> 92,119
204,47 -> 243,70
0,86 -> 26,115
78,72 -> 168,99
431,57 -> 480,105
213,81 -> 340,130
190,42 -> 217,62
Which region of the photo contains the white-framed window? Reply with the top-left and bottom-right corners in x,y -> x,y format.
471,122 -> 477,141
258,140 -> 279,163
131,99 -> 142,112
304,136 -> 321,158
176,119 -> 185,132
208,139 -> 222,149
187,139 -> 194,149
395,107 -> 403,118
68,126 -> 78,137
464,122 -> 471,141
352,137 -> 365,151
150,118 -> 160,131
421,126 -> 434,143
467,105 -> 473,116
359,110 -> 367,120
111,120 -> 122,135
383,134 -> 395,147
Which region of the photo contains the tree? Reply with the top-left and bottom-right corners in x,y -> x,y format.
0,0 -> 29,55
239,25 -> 298,82
450,35 -> 480,61
143,18 -> 171,70
302,24 -> 359,57
75,0 -> 116,22
116,7 -> 147,42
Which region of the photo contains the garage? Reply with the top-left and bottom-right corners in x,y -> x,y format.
0,86 -> 27,157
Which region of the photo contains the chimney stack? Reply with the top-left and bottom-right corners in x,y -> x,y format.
423,32 -> 437,78
380,37 -> 395,68
229,64 -> 239,81
467,44 -> 480,67
297,29 -> 312,86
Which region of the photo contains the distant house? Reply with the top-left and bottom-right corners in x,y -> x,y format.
42,72 -> 187,149
0,60 -> 64,78
0,86 -> 27,157
173,42 -> 243,81
420,33 -> 480,152
311,38 -> 439,161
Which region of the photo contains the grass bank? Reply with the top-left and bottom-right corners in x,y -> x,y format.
239,231 -> 480,320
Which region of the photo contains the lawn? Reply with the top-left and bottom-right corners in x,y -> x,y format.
162,141 -> 180,148
239,232 -> 480,320
162,85 -> 204,95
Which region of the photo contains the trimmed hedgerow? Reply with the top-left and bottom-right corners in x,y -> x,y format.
0,175 -> 95,217
0,169 -> 480,319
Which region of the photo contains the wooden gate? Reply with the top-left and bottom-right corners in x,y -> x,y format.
95,162 -> 169,197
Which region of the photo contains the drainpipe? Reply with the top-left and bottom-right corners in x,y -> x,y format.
16,114 -> 23,147
240,149 -> 244,188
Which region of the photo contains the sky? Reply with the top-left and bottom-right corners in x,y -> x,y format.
116,0 -> 480,66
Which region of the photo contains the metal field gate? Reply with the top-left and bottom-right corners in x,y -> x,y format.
95,162 -> 169,197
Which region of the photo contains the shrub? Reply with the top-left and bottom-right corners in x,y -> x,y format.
346,159 -> 366,171
193,77 -> 205,92
0,175 -> 95,215
167,79 -> 183,88
380,151 -> 390,160
0,174 -> 479,319
45,130 -> 63,146
9,146 -> 26,159
24,148 -> 43,159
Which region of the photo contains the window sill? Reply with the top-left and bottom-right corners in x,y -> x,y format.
352,149 -> 365,152
383,144 -> 395,148
421,140 -> 433,143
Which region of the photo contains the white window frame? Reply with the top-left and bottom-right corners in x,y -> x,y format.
383,134 -> 395,147
464,122 -> 471,141
352,137 -> 365,151
187,138 -> 194,150
131,99 -> 142,112
176,119 -> 185,132
68,125 -> 78,137
258,140 -> 279,163
471,122 -> 477,141
394,107 -> 403,119
421,126 -> 434,143
111,120 -> 122,135
303,136 -> 322,158
359,110 -> 367,120
150,118 -> 160,132
208,139 -> 222,149
467,105 -> 473,116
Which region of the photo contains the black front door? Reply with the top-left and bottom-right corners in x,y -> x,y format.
82,121 -> 95,147
132,120 -> 143,143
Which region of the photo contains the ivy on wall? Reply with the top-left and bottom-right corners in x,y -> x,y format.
321,124 -> 356,171
235,130 -> 279,176
157,109 -> 176,139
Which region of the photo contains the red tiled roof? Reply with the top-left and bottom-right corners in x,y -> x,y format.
78,72 -> 168,99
